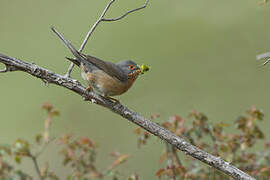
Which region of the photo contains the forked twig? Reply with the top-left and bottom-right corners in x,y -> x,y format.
64,0 -> 149,77
103,0 -> 149,21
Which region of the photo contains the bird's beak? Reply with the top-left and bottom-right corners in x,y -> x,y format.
138,64 -> 150,74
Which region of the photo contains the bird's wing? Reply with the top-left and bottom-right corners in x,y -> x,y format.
84,54 -> 128,82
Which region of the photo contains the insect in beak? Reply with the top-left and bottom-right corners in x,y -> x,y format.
139,64 -> 150,74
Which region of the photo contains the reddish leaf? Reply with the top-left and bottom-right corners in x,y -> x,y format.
159,151 -> 168,163
265,142 -> 270,148
111,154 -> 130,168
156,168 -> 165,179
42,102 -> 53,111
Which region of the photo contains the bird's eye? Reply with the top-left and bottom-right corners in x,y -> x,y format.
129,65 -> 135,70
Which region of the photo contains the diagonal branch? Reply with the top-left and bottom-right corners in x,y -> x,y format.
64,0 -> 149,77
0,53 -> 255,180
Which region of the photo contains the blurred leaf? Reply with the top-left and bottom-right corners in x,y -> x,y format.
42,102 -> 53,112
15,155 -> 21,164
47,172 -> 60,180
150,113 -> 160,120
110,151 -> 121,158
133,128 -> 141,135
159,151 -> 167,164
41,162 -> 49,178
156,168 -> 165,179
248,106 -> 264,121
265,142 -> 270,148
253,126 -> 264,139
127,173 -> 139,180
111,154 -> 130,169
13,139 -> 30,156
0,144 -> 12,156
15,170 -> 33,180
79,137 -> 95,148
35,134 -> 43,144
51,110 -> 60,117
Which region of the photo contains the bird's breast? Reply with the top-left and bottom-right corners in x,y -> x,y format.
83,70 -> 137,96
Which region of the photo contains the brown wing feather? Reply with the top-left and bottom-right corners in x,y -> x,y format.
83,54 -> 128,83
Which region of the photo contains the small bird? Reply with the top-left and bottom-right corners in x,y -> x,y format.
51,27 -> 148,103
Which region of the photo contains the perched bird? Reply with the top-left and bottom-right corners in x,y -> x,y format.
51,27 -> 148,103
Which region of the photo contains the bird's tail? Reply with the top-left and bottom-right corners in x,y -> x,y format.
51,27 -> 83,66
65,57 -> 80,66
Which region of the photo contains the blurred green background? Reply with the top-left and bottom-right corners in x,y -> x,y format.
1,0 -> 270,179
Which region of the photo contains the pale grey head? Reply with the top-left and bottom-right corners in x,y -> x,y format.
116,60 -> 140,75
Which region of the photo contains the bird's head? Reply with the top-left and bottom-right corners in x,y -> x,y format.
117,60 -> 141,78
117,60 -> 150,79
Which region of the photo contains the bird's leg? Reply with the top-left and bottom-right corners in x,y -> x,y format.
86,85 -> 92,92
82,86 -> 93,101
104,96 -> 120,105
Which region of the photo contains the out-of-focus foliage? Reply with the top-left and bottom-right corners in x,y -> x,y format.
0,103 -> 60,180
1,103 -> 270,179
134,106 -> 270,179
57,135 -> 131,180
261,0 -> 269,5
0,103 -> 135,180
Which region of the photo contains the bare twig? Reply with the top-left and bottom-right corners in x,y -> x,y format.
78,0 -> 115,52
103,0 -> 149,21
256,52 -> 270,66
29,153 -> 44,180
172,146 -> 182,166
64,0 -> 149,77
35,137 -> 55,158
165,143 -> 177,180
0,53 -> 255,180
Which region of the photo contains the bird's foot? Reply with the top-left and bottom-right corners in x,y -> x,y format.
86,86 -> 92,92
104,96 -> 120,105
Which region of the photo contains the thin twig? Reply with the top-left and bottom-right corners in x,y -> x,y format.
78,0 -> 116,52
262,58 -> 270,66
103,0 -> 149,21
64,0 -> 149,77
172,146 -> 182,166
256,52 -> 270,60
35,137 -> 56,158
0,53 -> 256,180
29,153 -> 44,180
256,52 -> 270,66
165,143 -> 177,180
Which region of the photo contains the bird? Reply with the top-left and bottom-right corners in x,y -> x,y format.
51,27 -> 147,103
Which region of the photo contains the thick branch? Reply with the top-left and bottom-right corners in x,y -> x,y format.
64,0 -> 149,77
0,53 -> 255,180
